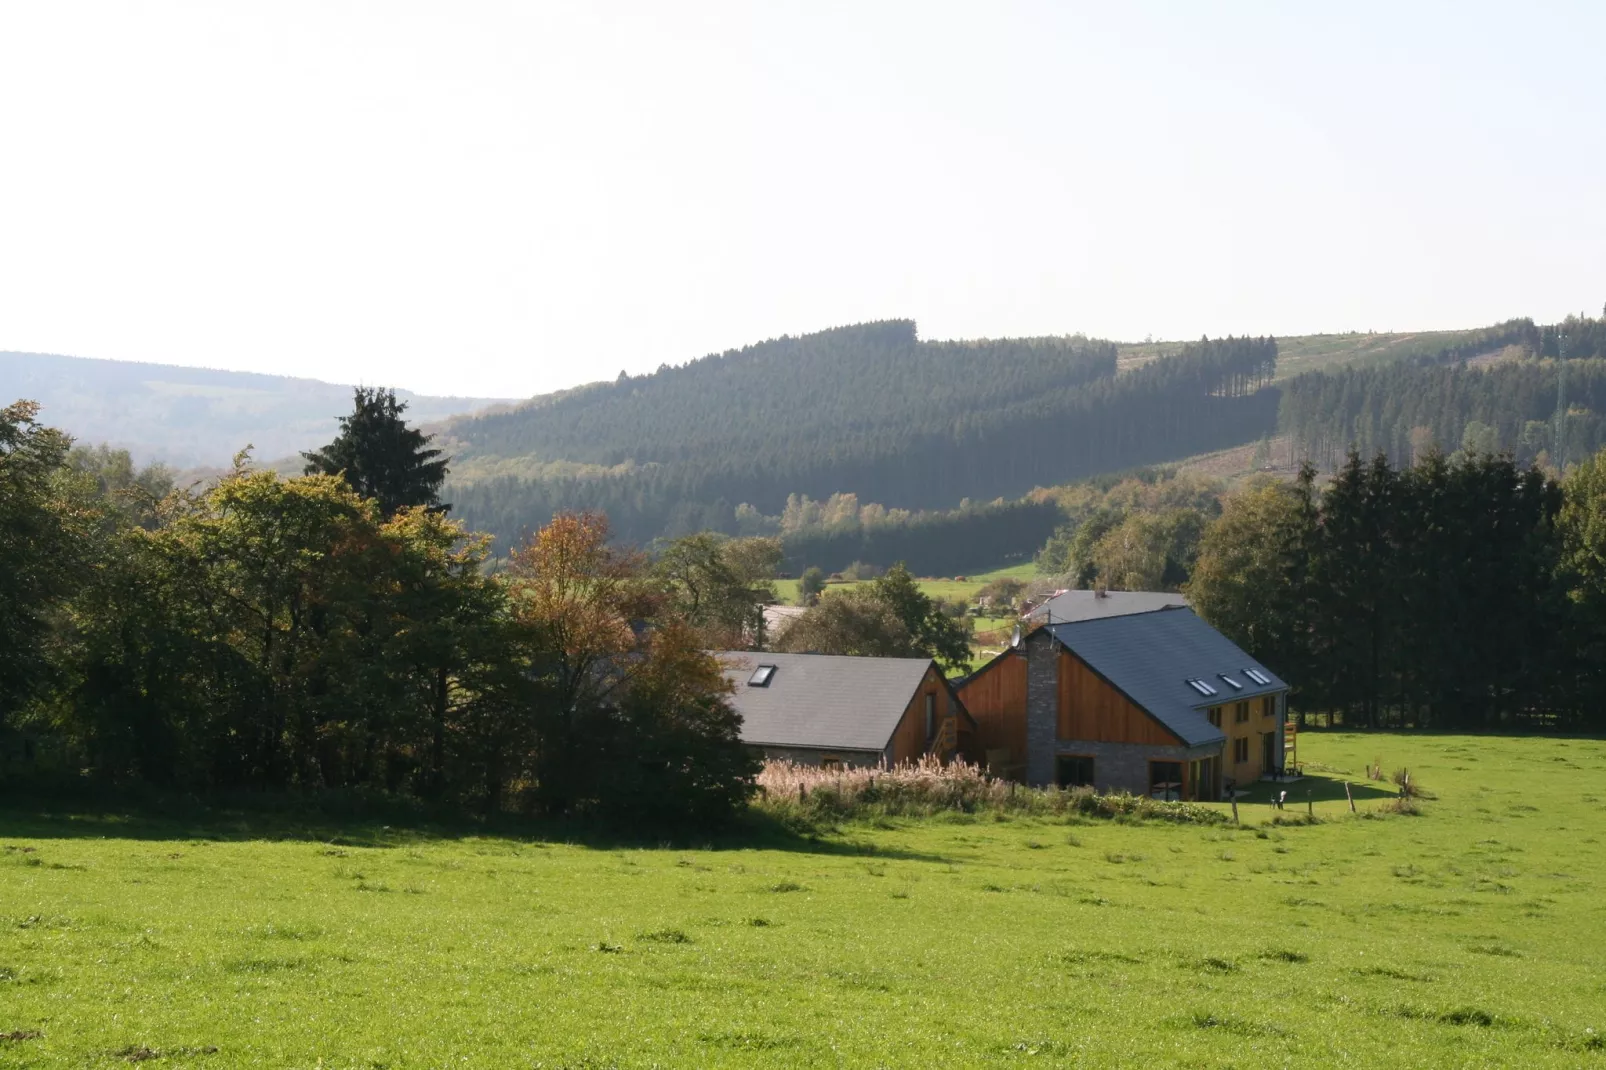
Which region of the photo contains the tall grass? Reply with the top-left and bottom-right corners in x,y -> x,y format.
754,757 -> 1226,825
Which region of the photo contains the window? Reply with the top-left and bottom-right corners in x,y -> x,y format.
1233,737 -> 1250,763
1235,701 -> 1250,723
1149,761 -> 1183,799
924,693 -> 936,740
749,664 -> 776,687
1056,755 -> 1094,788
1262,695 -> 1276,718
820,756 -> 843,770
1218,674 -> 1244,690
1207,707 -> 1222,727
1186,678 -> 1218,697
1244,668 -> 1272,686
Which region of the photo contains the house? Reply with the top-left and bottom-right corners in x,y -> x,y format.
956,607 -> 1287,798
714,651 -> 977,767
1022,588 -> 1188,624
759,604 -> 806,646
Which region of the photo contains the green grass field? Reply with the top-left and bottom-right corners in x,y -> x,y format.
773,562 -> 1035,607
3,731 -> 1605,1067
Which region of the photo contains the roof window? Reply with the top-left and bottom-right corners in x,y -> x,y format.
1186,678 -> 1218,697
1218,674 -> 1243,690
1244,668 -> 1271,686
749,664 -> 777,687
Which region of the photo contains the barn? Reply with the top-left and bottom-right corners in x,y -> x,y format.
714,651 -> 976,768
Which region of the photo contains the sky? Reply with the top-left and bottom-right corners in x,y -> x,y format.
2,1 -> 1603,399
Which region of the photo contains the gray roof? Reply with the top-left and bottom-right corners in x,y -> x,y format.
1043,607 -> 1285,748
1026,589 -> 1188,624
713,651 -> 935,752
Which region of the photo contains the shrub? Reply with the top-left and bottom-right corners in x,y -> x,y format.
752,758 -> 1228,826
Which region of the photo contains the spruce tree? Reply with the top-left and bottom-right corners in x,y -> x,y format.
303,388 -> 449,516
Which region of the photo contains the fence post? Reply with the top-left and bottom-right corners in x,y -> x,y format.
1344,781 -> 1356,813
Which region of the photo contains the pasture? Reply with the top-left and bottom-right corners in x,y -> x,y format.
2,732 -> 1604,1067
771,562 -> 1035,608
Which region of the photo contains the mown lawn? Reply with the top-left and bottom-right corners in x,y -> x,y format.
3,732 -> 1605,1067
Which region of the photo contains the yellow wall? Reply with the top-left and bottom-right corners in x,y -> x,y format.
1217,694 -> 1280,785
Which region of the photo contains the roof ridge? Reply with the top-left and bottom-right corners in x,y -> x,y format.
1046,604 -> 1195,628
712,649 -> 933,663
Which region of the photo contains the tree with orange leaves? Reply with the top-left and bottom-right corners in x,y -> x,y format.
504,512 -> 754,820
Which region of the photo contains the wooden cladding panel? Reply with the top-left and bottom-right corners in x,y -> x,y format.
1056,651 -> 1181,746
889,666 -> 952,764
955,654 -> 1027,768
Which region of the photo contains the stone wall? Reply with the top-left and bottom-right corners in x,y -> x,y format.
1024,633 -> 1059,786
752,745 -> 885,768
1054,739 -> 1221,796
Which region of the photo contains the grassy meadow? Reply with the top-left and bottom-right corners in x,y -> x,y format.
3,731 -> 1605,1067
771,561 -> 1036,608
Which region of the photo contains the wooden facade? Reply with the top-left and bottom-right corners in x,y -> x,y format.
955,651 -> 1027,776
1057,651 -> 1181,747
956,625 -> 1284,799
888,664 -> 973,764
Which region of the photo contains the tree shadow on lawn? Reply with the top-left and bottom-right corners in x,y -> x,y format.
1234,773 -> 1399,808
0,787 -> 953,863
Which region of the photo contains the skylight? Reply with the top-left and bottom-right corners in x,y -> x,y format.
1218,674 -> 1243,690
1186,678 -> 1218,697
1244,668 -> 1272,686
749,665 -> 777,687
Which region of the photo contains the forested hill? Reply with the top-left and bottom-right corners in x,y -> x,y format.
451,321 -> 1115,467
1280,325 -> 1606,470
0,351 -> 513,468
444,322 -> 1280,548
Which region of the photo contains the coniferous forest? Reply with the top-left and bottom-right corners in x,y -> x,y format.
445,323 -> 1280,550
1187,447 -> 1606,733
442,314 -> 1606,570
1277,315 -> 1606,472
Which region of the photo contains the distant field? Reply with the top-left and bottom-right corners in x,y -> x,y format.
1116,327 -> 1500,382
772,561 -> 1036,607
3,732 -> 1603,1066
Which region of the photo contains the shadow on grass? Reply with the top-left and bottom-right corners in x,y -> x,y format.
1234,773 -> 1399,807
0,784 -> 953,863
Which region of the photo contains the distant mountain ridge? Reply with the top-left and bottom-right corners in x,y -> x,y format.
441,320 -> 1282,549
0,350 -> 514,467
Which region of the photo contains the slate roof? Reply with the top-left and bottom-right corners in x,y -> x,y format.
713,651 -> 936,752
1043,607 -> 1286,748
1025,589 -> 1188,624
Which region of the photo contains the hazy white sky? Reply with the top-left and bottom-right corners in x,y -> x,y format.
2,2 -> 1603,398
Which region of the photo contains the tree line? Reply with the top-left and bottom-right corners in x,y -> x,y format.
1188,448 -> 1606,732
1279,358 -> 1606,472
0,395 -> 786,824
448,327 -> 1281,551
776,497 -> 1061,577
